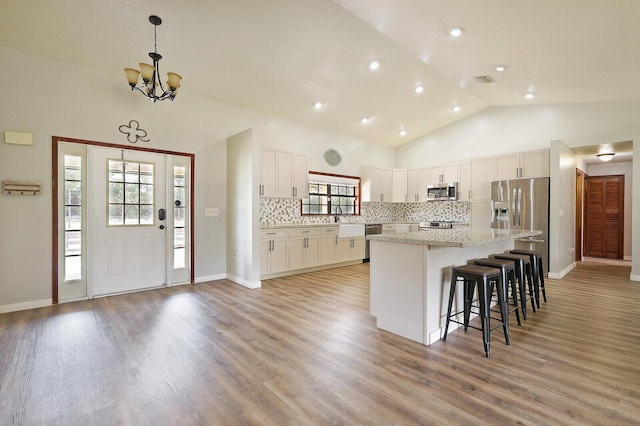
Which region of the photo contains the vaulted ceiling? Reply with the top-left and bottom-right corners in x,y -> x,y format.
1,0 -> 638,147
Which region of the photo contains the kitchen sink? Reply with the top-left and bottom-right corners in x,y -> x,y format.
338,223 -> 365,238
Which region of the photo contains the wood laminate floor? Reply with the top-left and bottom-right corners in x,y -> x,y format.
1,261 -> 639,425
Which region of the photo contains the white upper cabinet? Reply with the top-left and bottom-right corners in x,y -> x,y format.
495,149 -> 549,180
457,161 -> 471,201
260,147 -> 308,198
392,168 -> 408,202
427,163 -> 458,185
361,165 -> 393,202
293,153 -> 309,198
469,156 -> 495,201
407,168 -> 429,202
260,147 -> 278,198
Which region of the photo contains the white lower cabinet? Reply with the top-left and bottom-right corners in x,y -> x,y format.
261,226 -> 364,278
260,229 -> 289,275
288,228 -> 320,270
336,237 -> 365,262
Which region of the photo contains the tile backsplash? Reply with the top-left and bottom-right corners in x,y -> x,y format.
260,198 -> 469,225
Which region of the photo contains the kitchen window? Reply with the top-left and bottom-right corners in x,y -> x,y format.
301,172 -> 360,215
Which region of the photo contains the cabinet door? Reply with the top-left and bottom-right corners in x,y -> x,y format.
520,149 -> 549,178
458,161 -> 471,201
350,238 -> 365,260
495,153 -> 519,181
407,169 -> 419,202
427,166 -> 442,184
277,150 -> 294,197
294,153 -> 309,198
392,169 -> 408,202
288,237 -> 306,270
442,163 -> 459,183
470,157 -> 494,201
305,236 -> 320,267
319,235 -> 336,265
335,238 -> 351,262
270,239 -> 289,273
260,147 -> 278,197
380,168 -> 393,202
417,168 -> 429,201
260,239 -> 271,275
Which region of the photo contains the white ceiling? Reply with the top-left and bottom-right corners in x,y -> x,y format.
1,0 -> 639,147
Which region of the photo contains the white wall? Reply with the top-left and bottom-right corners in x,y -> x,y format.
586,161 -> 633,259
0,46 -> 391,310
549,140 -> 578,277
396,102 -> 640,168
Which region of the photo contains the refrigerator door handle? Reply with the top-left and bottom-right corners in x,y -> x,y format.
516,187 -> 522,227
511,187 -> 518,225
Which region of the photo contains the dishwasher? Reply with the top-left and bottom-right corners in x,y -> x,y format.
364,224 -> 382,262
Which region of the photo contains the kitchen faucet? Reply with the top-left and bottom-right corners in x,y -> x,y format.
335,206 -> 342,222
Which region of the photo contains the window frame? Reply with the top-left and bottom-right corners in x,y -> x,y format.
301,171 -> 361,216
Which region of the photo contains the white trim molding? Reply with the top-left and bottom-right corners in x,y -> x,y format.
548,262 -> 576,279
225,274 -> 261,289
194,273 -> 227,284
0,298 -> 52,314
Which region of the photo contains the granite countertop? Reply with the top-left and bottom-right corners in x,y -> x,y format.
367,228 -> 542,248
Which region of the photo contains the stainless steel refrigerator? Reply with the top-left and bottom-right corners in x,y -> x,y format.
491,177 -> 549,275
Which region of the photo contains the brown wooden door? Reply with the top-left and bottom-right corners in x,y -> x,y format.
584,175 -> 624,259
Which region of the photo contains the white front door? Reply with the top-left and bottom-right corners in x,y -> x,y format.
90,147 -> 167,296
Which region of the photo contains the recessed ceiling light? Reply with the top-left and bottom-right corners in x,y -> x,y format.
451,105 -> 461,112
525,93 -> 535,99
369,60 -> 380,71
415,85 -> 424,94
448,26 -> 464,37
399,130 -> 407,137
313,101 -> 324,109
360,116 -> 370,124
495,65 -> 507,72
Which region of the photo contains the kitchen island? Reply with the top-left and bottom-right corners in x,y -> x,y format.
367,228 -> 542,345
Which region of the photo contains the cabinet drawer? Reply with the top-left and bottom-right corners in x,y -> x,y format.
260,229 -> 288,239
319,226 -> 338,235
288,228 -> 319,237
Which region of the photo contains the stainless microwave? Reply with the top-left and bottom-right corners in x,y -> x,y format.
426,182 -> 458,201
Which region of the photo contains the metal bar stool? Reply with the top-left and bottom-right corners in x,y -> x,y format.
510,249 -> 547,306
472,258 -> 521,326
443,264 -> 509,358
492,253 -> 536,318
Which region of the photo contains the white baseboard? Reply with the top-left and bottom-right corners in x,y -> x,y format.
630,274 -> 640,282
225,274 -> 261,289
0,298 -> 52,314
548,262 -> 576,279
194,273 -> 227,284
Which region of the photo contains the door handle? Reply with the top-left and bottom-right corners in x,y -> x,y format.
158,208 -> 166,221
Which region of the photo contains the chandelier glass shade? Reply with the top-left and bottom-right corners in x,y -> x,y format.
124,15 -> 182,102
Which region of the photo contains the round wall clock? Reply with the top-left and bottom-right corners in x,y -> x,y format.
323,148 -> 342,167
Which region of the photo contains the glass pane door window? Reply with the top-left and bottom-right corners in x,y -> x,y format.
64,155 -> 82,281
107,159 -> 154,226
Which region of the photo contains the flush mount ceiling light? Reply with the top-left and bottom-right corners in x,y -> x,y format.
495,65 -> 507,72
399,130 -> 407,137
597,152 -> 615,162
360,116 -> 371,124
451,105 -> 461,112
448,26 -> 464,37
525,93 -> 535,99
369,60 -> 380,71
124,15 -> 182,102
313,101 -> 324,110
415,85 -> 424,94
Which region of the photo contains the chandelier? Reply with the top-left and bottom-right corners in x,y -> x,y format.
124,15 -> 182,102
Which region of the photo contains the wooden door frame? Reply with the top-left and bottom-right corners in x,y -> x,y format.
52,136 -> 195,304
575,169 -> 585,261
